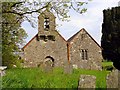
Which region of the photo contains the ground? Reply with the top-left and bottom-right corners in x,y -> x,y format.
2,67 -> 110,88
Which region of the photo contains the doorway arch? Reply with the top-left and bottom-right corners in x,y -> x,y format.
44,56 -> 54,67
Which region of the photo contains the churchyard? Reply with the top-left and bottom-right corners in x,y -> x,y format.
2,63 -> 112,89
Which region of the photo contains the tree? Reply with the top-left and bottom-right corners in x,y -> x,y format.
2,1 -> 91,27
2,2 -> 27,68
101,7 -> 120,70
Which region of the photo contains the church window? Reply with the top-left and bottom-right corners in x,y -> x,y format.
81,50 -> 84,60
84,50 -> 88,60
40,35 -> 47,42
81,34 -> 85,40
81,49 -> 88,60
47,35 -> 55,41
44,17 -> 50,30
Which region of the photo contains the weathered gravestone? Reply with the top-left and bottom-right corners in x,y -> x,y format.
106,70 -> 118,88
0,66 -> 7,76
78,75 -> 96,89
38,61 -> 53,73
64,63 -> 73,74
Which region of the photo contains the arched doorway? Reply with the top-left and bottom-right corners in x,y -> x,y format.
44,56 -> 54,67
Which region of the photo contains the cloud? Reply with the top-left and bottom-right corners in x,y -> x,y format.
56,0 -> 119,44
22,0 -> 120,45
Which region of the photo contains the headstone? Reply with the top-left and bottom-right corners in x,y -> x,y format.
106,70 -> 118,88
0,66 -> 7,76
44,60 -> 53,73
78,75 -> 96,89
64,63 -> 73,74
39,60 -> 53,73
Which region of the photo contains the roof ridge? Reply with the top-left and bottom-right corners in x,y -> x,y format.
67,28 -> 102,49
67,28 -> 84,42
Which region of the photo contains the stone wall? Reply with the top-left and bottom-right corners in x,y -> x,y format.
23,31 -> 68,68
22,10 -> 102,70
22,10 -> 68,68
69,29 -> 102,70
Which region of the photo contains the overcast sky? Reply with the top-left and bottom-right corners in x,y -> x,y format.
21,0 -> 120,45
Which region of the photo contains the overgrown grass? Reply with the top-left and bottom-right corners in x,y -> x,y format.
102,61 -> 113,67
102,61 -> 114,71
2,68 -> 110,89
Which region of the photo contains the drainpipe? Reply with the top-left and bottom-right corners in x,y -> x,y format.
67,43 -> 70,64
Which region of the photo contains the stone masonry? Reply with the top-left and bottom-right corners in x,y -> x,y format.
106,70 -> 118,88
68,29 -> 102,70
78,75 -> 96,89
22,9 -> 102,70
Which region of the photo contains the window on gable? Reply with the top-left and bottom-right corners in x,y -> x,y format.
47,35 -> 55,41
81,50 -> 84,60
39,35 -> 55,42
84,50 -> 88,60
40,35 -> 47,42
81,33 -> 85,40
80,49 -> 88,60
44,17 -> 50,30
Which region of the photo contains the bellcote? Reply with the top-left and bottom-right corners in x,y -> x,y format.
38,10 -> 56,35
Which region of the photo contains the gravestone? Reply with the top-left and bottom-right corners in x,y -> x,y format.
106,70 -> 118,88
64,63 -> 73,74
78,75 -> 96,89
38,61 -> 53,73
44,60 -> 53,73
0,66 -> 7,76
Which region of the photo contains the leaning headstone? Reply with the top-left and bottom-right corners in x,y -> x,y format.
106,70 -> 118,88
64,63 -> 73,74
0,66 -> 7,76
78,75 -> 96,89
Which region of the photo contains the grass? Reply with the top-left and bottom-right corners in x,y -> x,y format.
2,67 -> 110,89
102,61 -> 113,67
102,61 -> 114,71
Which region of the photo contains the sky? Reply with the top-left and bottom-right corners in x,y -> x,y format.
21,0 -> 120,45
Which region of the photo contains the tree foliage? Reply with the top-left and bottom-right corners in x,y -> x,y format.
2,2 -> 27,68
101,7 -> 120,70
3,0 -> 91,27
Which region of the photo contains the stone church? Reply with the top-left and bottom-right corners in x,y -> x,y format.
22,10 -> 102,70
